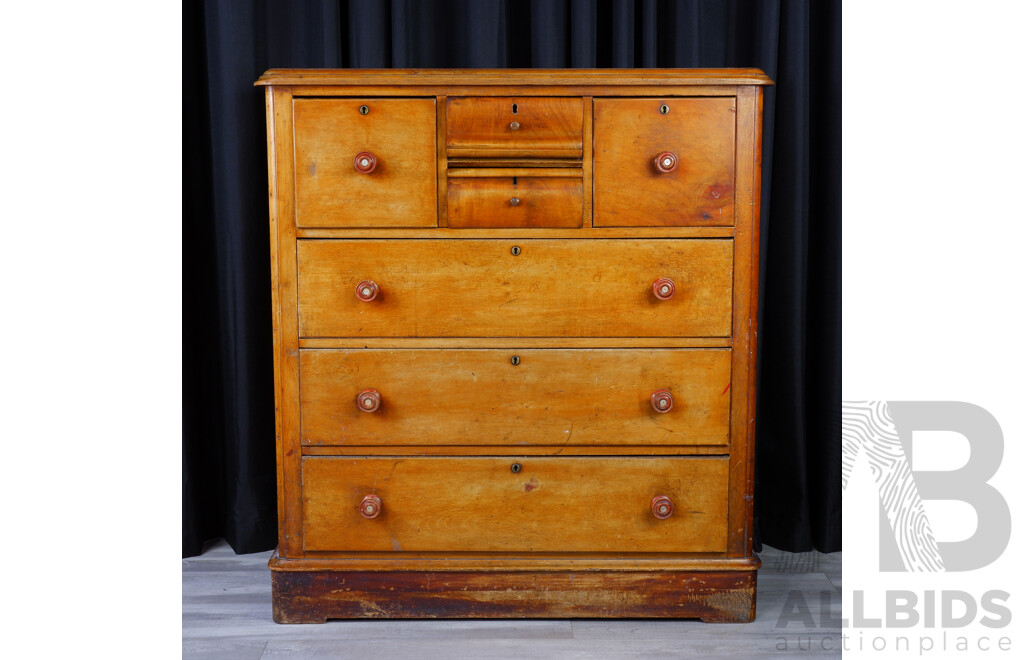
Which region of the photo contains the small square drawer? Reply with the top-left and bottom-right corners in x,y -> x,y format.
447,97 -> 583,158
293,98 -> 437,228
594,97 -> 736,227
447,170 -> 582,228
302,456 -> 729,552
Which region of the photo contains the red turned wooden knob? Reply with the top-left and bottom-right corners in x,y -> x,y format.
650,389 -> 674,413
356,388 -> 381,413
652,278 -> 675,300
651,495 -> 673,519
355,280 -> 379,302
654,151 -> 678,173
353,151 -> 378,173
360,494 -> 382,519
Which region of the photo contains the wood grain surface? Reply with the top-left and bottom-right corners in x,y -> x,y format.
185,542 -> 840,653
296,239 -> 733,337
267,88 -> 303,558
259,70 -> 769,622
727,85 -> 763,557
448,175 -> 583,228
255,68 -> 774,87
272,568 -> 756,623
447,96 -> 583,158
298,337 -> 731,349
299,348 -> 731,446
295,226 -> 736,239
301,456 -> 729,553
293,98 -> 437,227
594,98 -> 736,226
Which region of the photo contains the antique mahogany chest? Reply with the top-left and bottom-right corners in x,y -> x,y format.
256,69 -> 771,623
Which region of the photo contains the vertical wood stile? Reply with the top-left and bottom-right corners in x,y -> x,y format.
744,86 -> 765,557
436,95 -> 447,226
265,88 -> 285,552
272,88 -> 302,558
727,85 -> 757,557
583,96 -> 594,228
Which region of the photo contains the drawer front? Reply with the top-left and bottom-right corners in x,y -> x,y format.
297,239 -> 733,337
447,175 -> 583,228
446,97 -> 583,157
594,98 -> 735,227
293,98 -> 437,227
300,348 -> 731,447
302,456 -> 729,552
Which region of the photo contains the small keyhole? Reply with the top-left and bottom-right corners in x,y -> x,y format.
359,105 -> 369,115
511,463 -> 522,473
511,246 -> 521,256
510,355 -> 521,366
512,103 -> 518,114
659,104 -> 670,115
512,176 -> 517,186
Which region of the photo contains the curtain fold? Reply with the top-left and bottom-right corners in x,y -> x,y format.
183,0 -> 841,557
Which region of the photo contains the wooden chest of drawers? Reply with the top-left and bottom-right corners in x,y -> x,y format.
257,69 -> 771,623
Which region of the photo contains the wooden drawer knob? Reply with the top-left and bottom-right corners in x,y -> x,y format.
654,151 -> 678,173
359,494 -> 382,519
651,495 -> 673,519
509,121 -> 520,131
355,280 -> 379,302
356,388 -> 382,413
652,277 -> 675,300
353,151 -> 378,173
650,389 -> 674,413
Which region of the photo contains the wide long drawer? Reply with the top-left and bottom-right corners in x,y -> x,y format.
302,456 -> 729,552
296,239 -> 733,337
300,348 -> 730,447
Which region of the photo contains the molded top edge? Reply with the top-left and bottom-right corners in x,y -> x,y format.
254,68 -> 773,87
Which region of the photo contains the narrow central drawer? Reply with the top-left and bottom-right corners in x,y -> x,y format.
299,348 -> 731,446
296,239 -> 733,337
447,97 -> 583,158
447,173 -> 583,228
302,456 -> 729,553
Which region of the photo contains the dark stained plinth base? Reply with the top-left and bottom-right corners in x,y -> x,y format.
271,562 -> 758,623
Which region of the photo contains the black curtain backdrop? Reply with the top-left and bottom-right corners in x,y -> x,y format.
183,0 -> 841,557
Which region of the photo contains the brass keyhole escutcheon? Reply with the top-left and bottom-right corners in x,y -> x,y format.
511,463 -> 522,473
359,105 -> 369,115
659,104 -> 670,115
510,355 -> 521,366
511,245 -> 521,256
